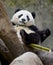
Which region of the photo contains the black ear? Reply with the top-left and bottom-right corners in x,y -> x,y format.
14,9 -> 21,13
31,12 -> 36,19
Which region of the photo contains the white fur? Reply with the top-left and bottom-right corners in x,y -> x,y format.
11,10 -> 35,26
10,52 -> 43,65
11,10 -> 36,44
14,26 -> 35,44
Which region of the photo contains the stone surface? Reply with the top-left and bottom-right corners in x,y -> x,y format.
10,52 -> 43,65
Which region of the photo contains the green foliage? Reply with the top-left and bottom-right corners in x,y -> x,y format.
3,0 -> 36,8
3,0 -> 53,8
4,0 -> 16,7
46,0 -> 53,5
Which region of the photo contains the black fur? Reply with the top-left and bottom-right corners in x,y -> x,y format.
15,9 -> 21,13
31,12 -> 36,19
39,28 -> 51,42
20,25 -> 51,45
27,16 -> 30,21
18,14 -> 23,18
12,22 -> 16,25
20,29 -> 40,45
28,25 -> 51,43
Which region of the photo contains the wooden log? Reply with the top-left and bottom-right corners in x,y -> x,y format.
0,0 -> 25,62
0,39 -> 13,63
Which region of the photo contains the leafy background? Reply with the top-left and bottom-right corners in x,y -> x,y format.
3,0 -> 53,49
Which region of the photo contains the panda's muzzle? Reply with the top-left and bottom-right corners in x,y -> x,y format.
20,19 -> 26,24
22,19 -> 26,22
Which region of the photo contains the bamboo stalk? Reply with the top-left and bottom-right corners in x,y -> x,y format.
30,44 -> 51,52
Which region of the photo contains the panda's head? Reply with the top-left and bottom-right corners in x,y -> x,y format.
11,9 -> 36,26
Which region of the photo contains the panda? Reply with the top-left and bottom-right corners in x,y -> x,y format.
11,9 -> 51,45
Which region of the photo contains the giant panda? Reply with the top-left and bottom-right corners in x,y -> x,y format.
11,9 -> 51,45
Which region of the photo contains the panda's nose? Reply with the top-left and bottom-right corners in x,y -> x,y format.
21,19 -> 26,24
22,19 -> 26,22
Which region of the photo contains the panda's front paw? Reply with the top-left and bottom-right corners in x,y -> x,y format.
20,29 -> 28,39
20,29 -> 25,36
20,29 -> 28,44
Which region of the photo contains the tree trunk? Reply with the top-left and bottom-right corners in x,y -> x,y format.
0,0 -> 25,62
0,39 -> 13,62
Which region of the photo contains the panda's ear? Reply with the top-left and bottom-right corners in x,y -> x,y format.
31,12 -> 36,19
14,9 -> 21,13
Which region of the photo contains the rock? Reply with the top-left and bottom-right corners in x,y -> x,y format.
10,52 -> 43,65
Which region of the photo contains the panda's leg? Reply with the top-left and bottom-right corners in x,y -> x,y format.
39,29 -> 51,43
28,25 -> 51,43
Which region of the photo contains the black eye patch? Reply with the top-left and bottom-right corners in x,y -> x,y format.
18,14 -> 23,18
27,16 -> 30,21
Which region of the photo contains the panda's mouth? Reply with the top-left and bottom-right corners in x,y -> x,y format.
19,21 -> 26,24
12,22 -> 27,27
18,24 -> 27,27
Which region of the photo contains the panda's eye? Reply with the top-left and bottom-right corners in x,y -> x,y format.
18,14 -> 23,18
27,16 -> 30,21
